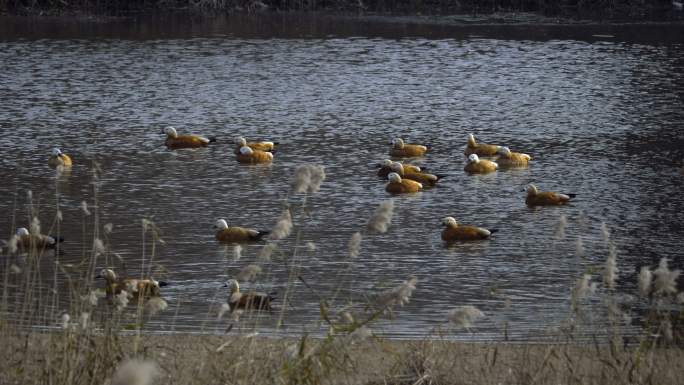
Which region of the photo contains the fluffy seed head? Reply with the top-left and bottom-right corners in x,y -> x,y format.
110,359 -> 160,385
30,217 -> 41,236
218,303 -> 231,320
115,290 -> 130,311
639,266 -> 653,297
236,265 -> 262,282
367,200 -> 394,234
603,243 -> 619,289
233,245 -> 242,260
80,201 -> 91,216
60,313 -> 70,329
348,232 -> 362,258
571,274 -> 596,311
291,164 -> 326,193
270,209 -> 293,240
653,258 -> 680,296
448,306 -> 485,329
145,297 -> 168,316
375,277 -> 418,309
258,242 -> 277,261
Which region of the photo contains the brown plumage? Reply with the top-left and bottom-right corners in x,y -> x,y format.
464,154 -> 498,174
385,172 -> 423,194
496,147 -> 531,167
389,138 -> 428,157
226,279 -> 274,311
48,148 -> 72,167
464,134 -> 501,156
98,269 -> 163,300
163,126 -> 215,149
390,162 -> 443,186
236,146 -> 274,164
378,160 -> 423,177
234,137 -> 277,154
525,184 -> 575,206
441,217 -> 496,242
14,227 -> 63,250
214,219 -> 269,243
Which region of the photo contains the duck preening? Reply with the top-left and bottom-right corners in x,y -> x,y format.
225,279 -> 274,311
525,184 -> 575,206
385,172 -> 423,194
214,219 -> 269,243
48,148 -> 72,167
163,126 -> 216,149
441,216 -> 497,242
464,154 -> 498,174
389,138 -> 428,157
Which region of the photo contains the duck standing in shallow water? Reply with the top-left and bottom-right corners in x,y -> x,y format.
464,134 -> 501,157
389,138 -> 428,157
236,146 -> 273,164
464,154 -> 498,174
385,172 -> 423,194
234,137 -> 277,154
214,219 -> 269,243
48,148 -> 72,167
525,184 -> 575,206
162,126 -> 216,149
441,217 -> 497,242
14,227 -> 64,250
496,146 -> 531,168
225,279 -> 274,311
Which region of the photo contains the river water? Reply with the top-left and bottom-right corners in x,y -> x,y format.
0,14 -> 683,340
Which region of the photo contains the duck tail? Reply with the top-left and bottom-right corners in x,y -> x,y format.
50,235 -> 65,243
254,231 -> 270,241
435,174 -> 448,180
567,193 -> 577,199
489,229 -> 499,234
208,136 -> 217,143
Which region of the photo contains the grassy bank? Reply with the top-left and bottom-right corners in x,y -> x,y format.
2,330 -> 684,385
0,0 -> 680,20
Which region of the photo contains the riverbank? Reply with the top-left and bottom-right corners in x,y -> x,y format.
2,0 -> 683,22
2,328 -> 684,385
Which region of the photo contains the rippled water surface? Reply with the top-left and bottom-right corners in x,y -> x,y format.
1,15 -> 683,339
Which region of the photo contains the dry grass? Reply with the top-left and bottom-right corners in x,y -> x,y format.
1,163 -> 684,385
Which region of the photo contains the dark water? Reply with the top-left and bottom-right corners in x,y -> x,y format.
1,14 -> 683,340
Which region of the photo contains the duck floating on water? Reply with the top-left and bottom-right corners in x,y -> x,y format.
163,126 -> 216,149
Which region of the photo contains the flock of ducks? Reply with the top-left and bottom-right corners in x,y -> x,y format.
28,127 -> 578,313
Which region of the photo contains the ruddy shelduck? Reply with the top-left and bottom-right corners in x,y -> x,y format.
214,219 -> 269,243
163,126 -> 216,149
385,172 -> 423,194
234,137 -> 277,154
464,154 -> 498,174
236,146 -> 273,164
15,227 -> 64,250
378,159 -> 423,177
390,162 -> 444,186
48,148 -> 72,167
525,184 -> 575,206
464,134 -> 501,156
496,146 -> 531,167
225,279 -> 274,311
97,268 -> 166,300
441,217 -> 497,242
389,138 -> 428,157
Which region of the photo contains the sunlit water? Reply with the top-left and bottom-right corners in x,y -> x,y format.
1,15 -> 683,340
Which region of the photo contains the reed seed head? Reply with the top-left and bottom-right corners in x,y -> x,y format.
80,201 -> 91,216
217,303 -> 231,320
115,291 -> 130,311
110,359 -> 160,385
348,232 -> 362,259
448,306 -> 485,329
233,245 -> 242,260
653,258 -> 680,296
30,217 -> 41,236
367,199 -> 394,234
291,164 -> 326,193
258,242 -> 277,261
270,209 -> 293,240
375,276 -> 418,309
603,243 -> 618,289
146,297 -> 168,316
104,223 -> 114,234
236,265 -> 262,282
639,266 -> 652,297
